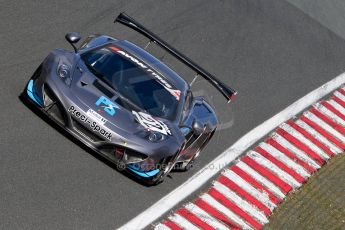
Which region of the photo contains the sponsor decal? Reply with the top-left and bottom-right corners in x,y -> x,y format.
95,96 -> 119,116
109,45 -> 181,101
132,111 -> 171,135
86,109 -> 107,125
68,105 -> 112,141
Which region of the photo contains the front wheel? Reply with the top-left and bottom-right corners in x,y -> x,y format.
176,129 -> 216,172
146,151 -> 181,185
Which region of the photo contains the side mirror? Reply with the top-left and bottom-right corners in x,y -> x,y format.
192,120 -> 204,136
65,32 -> 81,53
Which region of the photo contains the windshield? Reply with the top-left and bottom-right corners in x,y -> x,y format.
81,45 -> 181,120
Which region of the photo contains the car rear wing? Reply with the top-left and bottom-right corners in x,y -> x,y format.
114,12 -> 237,103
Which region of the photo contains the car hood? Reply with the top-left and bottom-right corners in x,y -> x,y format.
70,64 -> 184,144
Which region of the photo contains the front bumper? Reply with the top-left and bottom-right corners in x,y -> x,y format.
24,78 -> 161,180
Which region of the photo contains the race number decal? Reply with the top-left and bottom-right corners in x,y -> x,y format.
132,111 -> 171,135
95,96 -> 119,116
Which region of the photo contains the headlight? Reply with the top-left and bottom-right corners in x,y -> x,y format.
136,130 -> 166,142
57,63 -> 72,85
148,131 -> 165,142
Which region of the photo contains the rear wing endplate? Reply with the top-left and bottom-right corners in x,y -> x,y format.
115,12 -> 237,102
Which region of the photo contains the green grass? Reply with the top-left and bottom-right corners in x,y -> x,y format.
264,153 -> 345,230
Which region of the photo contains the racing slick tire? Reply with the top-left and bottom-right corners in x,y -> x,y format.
146,153 -> 179,185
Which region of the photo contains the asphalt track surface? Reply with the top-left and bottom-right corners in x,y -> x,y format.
1,1 -> 345,229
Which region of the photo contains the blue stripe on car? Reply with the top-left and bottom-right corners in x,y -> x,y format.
180,127 -> 191,136
127,165 -> 160,177
27,80 -> 42,105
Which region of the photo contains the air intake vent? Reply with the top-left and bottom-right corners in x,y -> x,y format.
72,118 -> 104,142
44,84 -> 67,125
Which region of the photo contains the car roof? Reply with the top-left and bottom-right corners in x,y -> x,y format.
113,39 -> 189,95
